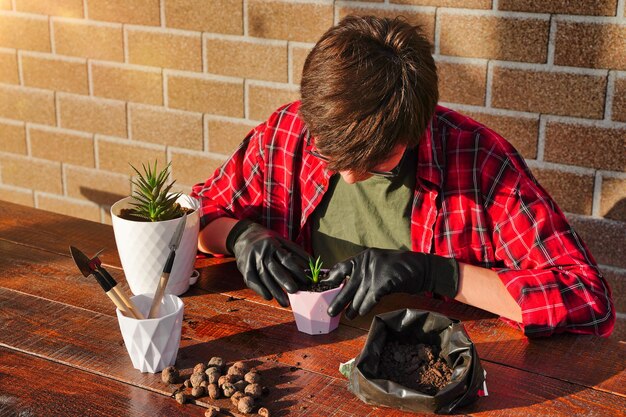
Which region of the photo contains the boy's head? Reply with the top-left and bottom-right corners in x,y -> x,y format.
299,15 -> 438,175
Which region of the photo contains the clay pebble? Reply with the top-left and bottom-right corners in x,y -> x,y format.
191,385 -> 206,398
208,383 -> 221,399
227,366 -> 245,381
161,366 -> 178,384
190,371 -> 207,388
232,361 -> 247,373
194,362 -> 208,374
231,390 -> 245,406
244,371 -> 261,384
204,405 -> 221,417
208,357 -> 224,371
218,374 -> 236,387
205,367 -> 221,383
245,383 -> 262,399
234,379 -> 248,392
222,382 -> 237,397
238,396 -> 255,414
175,391 -> 188,405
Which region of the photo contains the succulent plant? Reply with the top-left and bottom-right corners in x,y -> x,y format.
307,256 -> 324,284
127,161 -> 185,222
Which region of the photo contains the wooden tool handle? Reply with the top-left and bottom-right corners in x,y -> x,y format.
113,287 -> 144,320
93,267 -> 142,320
148,272 -> 169,319
107,289 -> 132,318
148,250 -> 176,319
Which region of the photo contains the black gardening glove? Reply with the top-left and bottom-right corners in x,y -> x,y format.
226,219 -> 309,307
324,248 -> 459,319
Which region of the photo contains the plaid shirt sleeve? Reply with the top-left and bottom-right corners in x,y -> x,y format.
484,148 -> 615,337
190,122 -> 266,229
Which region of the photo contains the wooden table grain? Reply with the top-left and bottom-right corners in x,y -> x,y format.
0,201 -> 624,416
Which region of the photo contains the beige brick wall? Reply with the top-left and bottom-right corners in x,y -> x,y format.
0,1 -> 624,320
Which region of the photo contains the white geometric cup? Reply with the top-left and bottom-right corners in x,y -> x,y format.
116,294 -> 184,373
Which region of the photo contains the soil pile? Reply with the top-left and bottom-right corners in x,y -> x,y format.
379,340 -> 453,395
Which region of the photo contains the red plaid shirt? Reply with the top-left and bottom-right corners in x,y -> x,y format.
191,101 -> 615,338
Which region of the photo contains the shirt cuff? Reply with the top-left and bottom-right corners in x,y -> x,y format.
496,268 -> 568,337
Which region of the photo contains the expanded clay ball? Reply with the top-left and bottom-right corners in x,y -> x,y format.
230,391 -> 244,406
222,382 -> 237,397
218,374 -> 234,387
238,396 -> 255,414
234,380 -> 248,392
205,367 -> 221,384
245,383 -> 262,399
244,371 -> 261,384
175,391 -> 188,405
227,366 -> 245,381
258,407 -> 271,417
226,365 -> 246,378
200,380 -> 208,389
183,379 -> 192,388
232,361 -> 248,373
190,372 -> 207,388
193,362 -> 208,374
208,357 -> 224,371
191,385 -> 206,398
208,383 -> 220,399
205,365 -> 221,375
205,405 -> 221,417
161,366 -> 179,384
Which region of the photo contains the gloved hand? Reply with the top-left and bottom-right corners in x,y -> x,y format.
323,248 -> 459,319
226,219 -> 309,307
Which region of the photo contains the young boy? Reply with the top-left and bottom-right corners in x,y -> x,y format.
191,15 -> 614,337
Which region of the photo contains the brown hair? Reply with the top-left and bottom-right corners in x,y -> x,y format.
299,15 -> 438,174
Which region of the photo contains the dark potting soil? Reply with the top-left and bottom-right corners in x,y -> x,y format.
118,205 -> 194,222
378,340 -> 453,396
301,272 -> 340,292
306,281 -> 338,292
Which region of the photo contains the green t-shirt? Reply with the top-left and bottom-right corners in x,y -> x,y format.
310,149 -> 417,266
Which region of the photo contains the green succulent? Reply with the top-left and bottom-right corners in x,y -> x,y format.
307,256 -> 324,284
128,161 -> 185,222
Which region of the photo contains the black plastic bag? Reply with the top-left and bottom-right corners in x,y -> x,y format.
340,309 -> 486,414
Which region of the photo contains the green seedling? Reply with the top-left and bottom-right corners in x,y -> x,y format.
307,256 -> 324,284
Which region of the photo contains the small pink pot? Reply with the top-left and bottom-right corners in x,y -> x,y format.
287,283 -> 343,335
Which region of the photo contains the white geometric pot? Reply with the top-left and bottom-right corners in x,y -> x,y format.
111,194 -> 200,296
116,294 -> 184,373
287,284 -> 343,335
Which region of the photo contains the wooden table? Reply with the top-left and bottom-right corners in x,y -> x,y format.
0,200 -> 624,416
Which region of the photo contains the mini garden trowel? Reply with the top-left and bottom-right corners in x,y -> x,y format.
70,245 -> 144,319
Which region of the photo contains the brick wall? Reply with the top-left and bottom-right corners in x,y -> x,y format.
0,1 -> 624,325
